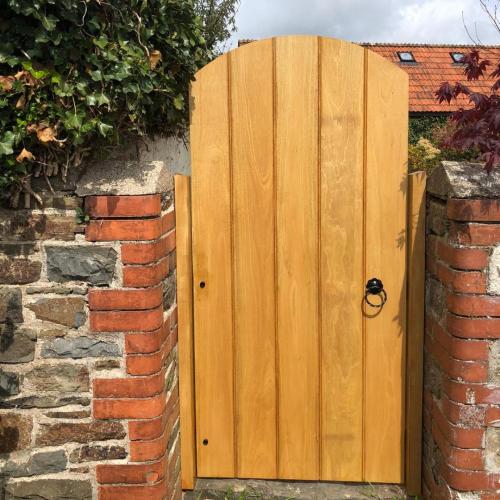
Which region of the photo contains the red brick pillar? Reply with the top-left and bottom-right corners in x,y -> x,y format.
424,163 -> 500,499
76,162 -> 180,500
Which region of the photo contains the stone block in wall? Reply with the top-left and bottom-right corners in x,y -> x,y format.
27,297 -> 86,328
0,326 -> 36,363
489,340 -> 500,385
35,421 -> 125,446
0,288 -> 23,323
485,428 -> 500,473
69,444 -> 127,463
41,337 -> 120,359
0,210 -> 78,241
0,395 -> 90,410
4,479 -> 92,500
0,367 -> 20,396
489,246 -> 500,294
0,258 -> 41,284
0,450 -> 67,478
0,413 -> 33,453
24,364 -> 89,393
427,199 -> 449,236
45,409 -> 91,419
46,246 -> 117,285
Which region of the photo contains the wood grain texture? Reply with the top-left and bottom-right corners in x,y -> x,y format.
364,48 -> 409,483
319,38 -> 365,481
175,175 -> 197,490
230,40 -> 277,478
406,172 -> 426,495
190,54 -> 235,477
275,36 -> 320,480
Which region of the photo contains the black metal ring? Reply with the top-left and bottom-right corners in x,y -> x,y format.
364,289 -> 387,308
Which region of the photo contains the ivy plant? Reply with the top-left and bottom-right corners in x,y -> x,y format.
0,0 -> 209,205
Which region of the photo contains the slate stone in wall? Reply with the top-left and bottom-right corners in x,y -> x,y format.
4,479 -> 92,500
46,246 -> 117,285
26,285 -> 87,295
1,450 -> 67,477
27,297 -> 86,328
93,359 -> 120,370
0,413 -> 33,453
25,364 -> 89,393
42,337 -> 120,359
69,444 -> 127,463
0,368 -> 20,396
36,421 -> 125,446
45,409 -> 91,419
0,288 -> 23,323
0,395 -> 90,410
163,270 -> 176,310
0,326 -> 36,363
0,258 -> 42,285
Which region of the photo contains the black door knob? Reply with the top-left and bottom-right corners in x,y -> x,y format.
366,278 -> 384,295
364,278 -> 387,308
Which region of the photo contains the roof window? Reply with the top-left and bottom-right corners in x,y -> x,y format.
397,51 -> 416,63
450,52 -> 465,63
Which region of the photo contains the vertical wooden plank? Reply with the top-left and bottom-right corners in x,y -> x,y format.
275,35 -> 320,480
406,171 -> 426,496
190,55 -> 235,477
319,38 -> 365,481
364,49 -> 408,483
175,175 -> 197,490
230,40 -> 277,478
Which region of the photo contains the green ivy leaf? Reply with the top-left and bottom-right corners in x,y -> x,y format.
97,122 -> 113,136
173,95 -> 184,110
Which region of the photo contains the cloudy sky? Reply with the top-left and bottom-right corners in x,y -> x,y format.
229,0 -> 499,47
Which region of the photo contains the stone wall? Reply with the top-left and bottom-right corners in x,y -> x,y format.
424,162 -> 500,499
0,161 -> 180,499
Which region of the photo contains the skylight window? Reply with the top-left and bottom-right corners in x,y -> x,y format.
450,52 -> 465,63
397,51 -> 416,63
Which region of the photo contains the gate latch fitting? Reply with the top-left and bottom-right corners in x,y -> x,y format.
364,278 -> 387,308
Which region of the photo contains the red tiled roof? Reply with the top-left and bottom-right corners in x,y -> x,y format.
238,40 -> 500,114
364,43 -> 500,113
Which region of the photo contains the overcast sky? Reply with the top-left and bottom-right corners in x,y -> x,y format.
229,0 -> 500,47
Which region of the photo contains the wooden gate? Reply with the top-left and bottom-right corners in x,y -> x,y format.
177,36 -> 425,491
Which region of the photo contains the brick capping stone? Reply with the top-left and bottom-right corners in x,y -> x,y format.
0,160 -> 180,500
423,161 -> 500,499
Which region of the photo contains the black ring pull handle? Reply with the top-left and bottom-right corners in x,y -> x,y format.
364,278 -> 387,308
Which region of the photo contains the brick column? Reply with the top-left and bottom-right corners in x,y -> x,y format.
77,162 -> 180,500
423,162 -> 500,499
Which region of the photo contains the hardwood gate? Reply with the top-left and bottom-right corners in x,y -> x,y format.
177,36 -> 425,491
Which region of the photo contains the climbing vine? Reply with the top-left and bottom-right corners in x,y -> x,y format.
0,0 -> 209,205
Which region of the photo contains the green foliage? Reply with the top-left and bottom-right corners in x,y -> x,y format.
194,0 -> 240,54
409,115 -> 447,144
0,0 -> 210,203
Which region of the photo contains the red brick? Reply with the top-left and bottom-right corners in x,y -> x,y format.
86,218 -> 162,242
99,477 -> 168,500
450,222 -> 500,246
128,387 -> 178,441
93,370 -> 165,398
442,397 -> 486,427
447,294 -> 500,317
432,401 -> 484,448
436,239 -> 489,271
123,259 -> 169,288
485,406 -> 500,425
435,261 -> 487,293
90,306 -> 163,332
447,314 -> 500,339
161,211 -> 175,234
121,231 -> 176,265
88,286 -> 162,311
430,318 -> 489,360
443,465 -> 500,491
445,379 -> 500,405
93,392 -> 166,419
126,336 -> 173,376
447,199 -> 500,222
96,454 -> 168,484
125,319 -> 170,355
85,195 -> 161,218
